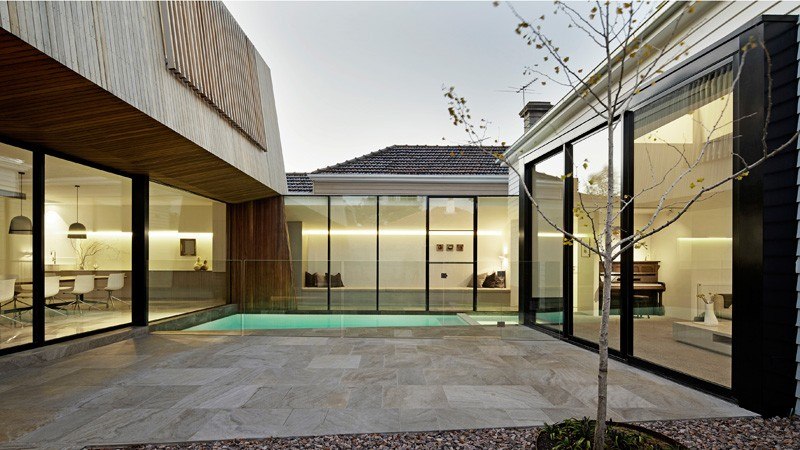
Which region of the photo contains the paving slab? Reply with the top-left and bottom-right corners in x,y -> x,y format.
0,326 -> 754,448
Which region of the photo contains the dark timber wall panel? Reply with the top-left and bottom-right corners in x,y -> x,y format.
228,197 -> 293,311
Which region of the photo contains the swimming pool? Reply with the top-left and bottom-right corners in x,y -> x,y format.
185,313 -> 470,331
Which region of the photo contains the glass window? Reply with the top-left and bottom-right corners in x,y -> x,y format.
429,197 -> 474,311
570,125 -> 622,348
330,196 -> 377,310
378,196 -> 425,311
148,182 -> 227,321
477,197 -> 515,315
45,156 -> 132,340
632,65 -> 733,387
285,196 -> 329,310
0,143 -> 33,349
531,152 -> 564,330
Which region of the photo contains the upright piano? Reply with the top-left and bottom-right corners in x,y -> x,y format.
598,261 -> 666,316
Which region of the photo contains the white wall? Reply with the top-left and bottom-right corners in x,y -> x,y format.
149,203 -> 226,271
633,201 -> 732,319
45,203 -> 131,271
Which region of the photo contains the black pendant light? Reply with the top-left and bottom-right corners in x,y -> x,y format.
68,185 -> 87,239
8,172 -> 32,235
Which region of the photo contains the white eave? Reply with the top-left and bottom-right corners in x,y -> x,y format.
307,173 -> 509,184
504,0 -> 691,163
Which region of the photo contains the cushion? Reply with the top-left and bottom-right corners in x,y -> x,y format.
316,272 -> 328,287
304,272 -> 317,287
330,273 -> 344,288
721,293 -> 733,309
467,273 -> 488,288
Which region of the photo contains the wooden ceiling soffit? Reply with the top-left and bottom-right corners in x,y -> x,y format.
0,28 -> 275,204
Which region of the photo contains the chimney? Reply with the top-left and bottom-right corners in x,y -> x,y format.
519,101 -> 553,132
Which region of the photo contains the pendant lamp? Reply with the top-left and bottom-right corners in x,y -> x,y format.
8,172 -> 32,235
68,185 -> 87,239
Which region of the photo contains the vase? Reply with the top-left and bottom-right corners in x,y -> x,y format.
703,302 -> 718,326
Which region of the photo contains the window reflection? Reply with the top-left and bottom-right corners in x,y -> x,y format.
477,197 -> 515,313
429,197 -> 474,312
329,196 -> 377,310
0,143 -> 32,349
44,156 -> 132,340
148,182 -> 227,321
632,65 -> 733,387
570,125 -> 622,348
531,152 -> 564,330
286,196 -> 329,310
379,196 -> 425,311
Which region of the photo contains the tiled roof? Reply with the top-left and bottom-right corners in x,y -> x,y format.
286,172 -> 313,193
311,145 -> 509,176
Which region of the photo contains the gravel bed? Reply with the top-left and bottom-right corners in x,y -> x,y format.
641,416 -> 800,450
92,416 -> 800,450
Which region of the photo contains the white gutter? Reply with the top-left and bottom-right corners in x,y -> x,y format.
308,173 -> 508,184
504,1 -> 692,161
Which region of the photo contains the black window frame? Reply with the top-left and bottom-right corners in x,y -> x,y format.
520,15 -> 799,415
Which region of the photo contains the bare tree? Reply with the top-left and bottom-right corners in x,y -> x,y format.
71,239 -> 117,270
444,1 -> 798,447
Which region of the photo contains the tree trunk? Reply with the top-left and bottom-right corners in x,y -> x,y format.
594,257 -> 613,448
594,103 -> 616,449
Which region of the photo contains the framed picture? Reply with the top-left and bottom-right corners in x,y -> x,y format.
436,244 -> 444,252
446,244 -> 454,251
456,244 -> 464,252
180,238 -> 197,256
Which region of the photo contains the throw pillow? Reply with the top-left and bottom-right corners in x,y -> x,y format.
304,272 -> 317,287
316,272 -> 328,288
331,273 -> 344,288
467,273 -> 488,287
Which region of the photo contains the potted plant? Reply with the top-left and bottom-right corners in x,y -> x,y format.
536,418 -> 687,450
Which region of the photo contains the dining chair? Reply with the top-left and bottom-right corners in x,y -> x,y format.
104,273 -> 128,308
16,276 -> 66,316
67,275 -> 96,312
0,278 -> 22,326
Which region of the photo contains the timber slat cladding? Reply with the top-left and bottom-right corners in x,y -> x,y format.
0,28 -> 274,203
159,0 -> 268,152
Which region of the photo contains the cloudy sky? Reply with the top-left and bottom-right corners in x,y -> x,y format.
225,1 -> 605,172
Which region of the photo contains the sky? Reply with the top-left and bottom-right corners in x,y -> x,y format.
225,1 -> 604,173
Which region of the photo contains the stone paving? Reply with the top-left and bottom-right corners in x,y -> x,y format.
0,326 -> 752,449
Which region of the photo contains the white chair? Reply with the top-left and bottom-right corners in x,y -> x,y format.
67,275 -> 95,312
103,273 -> 128,308
0,279 -> 22,325
17,276 -> 66,316
45,276 -> 66,315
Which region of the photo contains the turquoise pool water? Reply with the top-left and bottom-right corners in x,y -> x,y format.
186,313 -> 469,331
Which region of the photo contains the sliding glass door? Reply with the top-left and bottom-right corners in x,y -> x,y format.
428,197 -> 475,312
529,152 -> 565,331
631,65 -> 733,387
523,64 -> 736,389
